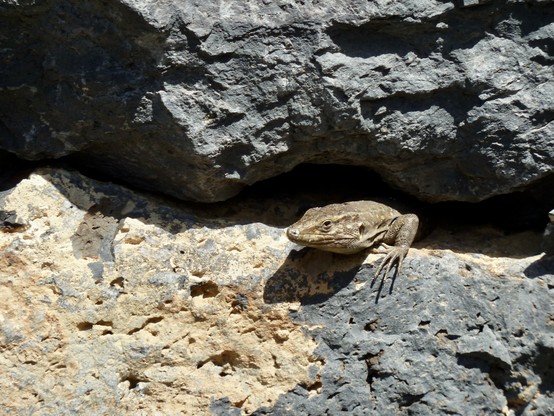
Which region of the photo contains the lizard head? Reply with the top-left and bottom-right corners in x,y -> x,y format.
286,204 -> 371,254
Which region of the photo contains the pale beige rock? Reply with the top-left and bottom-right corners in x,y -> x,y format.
0,169 -> 320,415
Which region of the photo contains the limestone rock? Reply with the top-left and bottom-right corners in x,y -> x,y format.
0,169 -> 319,415
1,168 -> 553,415
1,1 -> 553,202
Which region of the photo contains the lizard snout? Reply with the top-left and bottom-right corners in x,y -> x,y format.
286,227 -> 300,239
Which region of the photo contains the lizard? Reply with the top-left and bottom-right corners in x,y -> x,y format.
286,200 -> 419,277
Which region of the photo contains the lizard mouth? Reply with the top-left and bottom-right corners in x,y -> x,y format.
286,228 -> 358,249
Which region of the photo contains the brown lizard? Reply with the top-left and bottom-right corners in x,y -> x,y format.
286,200 -> 419,277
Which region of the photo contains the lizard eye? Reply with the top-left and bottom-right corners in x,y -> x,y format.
321,220 -> 332,230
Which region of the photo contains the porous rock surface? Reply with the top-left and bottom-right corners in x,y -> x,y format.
1,168 -> 554,415
0,169 -> 319,415
1,1 -> 553,202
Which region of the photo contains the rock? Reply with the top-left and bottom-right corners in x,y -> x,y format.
260,251 -> 554,415
1,1 -> 553,202
0,168 -> 319,414
1,168 -> 553,415
0,208 -> 26,233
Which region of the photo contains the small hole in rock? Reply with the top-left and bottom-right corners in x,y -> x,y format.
77,322 -> 93,331
306,380 -> 323,392
124,374 -> 143,390
110,277 -> 124,288
190,281 -> 219,298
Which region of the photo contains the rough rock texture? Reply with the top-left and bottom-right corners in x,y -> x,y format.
1,1 -> 553,202
0,169 -> 320,415
260,251 -> 554,415
1,168 -> 553,415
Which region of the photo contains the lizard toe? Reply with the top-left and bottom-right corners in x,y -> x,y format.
375,246 -> 409,278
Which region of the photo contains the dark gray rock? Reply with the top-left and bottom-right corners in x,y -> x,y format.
1,1 -> 553,202
257,255 -> 554,416
0,208 -> 24,232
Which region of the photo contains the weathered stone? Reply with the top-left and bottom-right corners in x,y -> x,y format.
259,250 -> 554,415
1,1 -> 553,202
0,169 -> 319,415
1,168 -> 553,415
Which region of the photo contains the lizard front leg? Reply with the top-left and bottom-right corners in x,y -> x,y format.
375,213 -> 419,277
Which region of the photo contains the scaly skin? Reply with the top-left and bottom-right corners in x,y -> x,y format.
286,200 -> 419,277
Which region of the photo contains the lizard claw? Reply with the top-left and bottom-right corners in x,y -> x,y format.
374,246 -> 409,278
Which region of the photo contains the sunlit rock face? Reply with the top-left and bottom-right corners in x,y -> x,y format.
1,168 -> 553,415
1,1 -> 553,202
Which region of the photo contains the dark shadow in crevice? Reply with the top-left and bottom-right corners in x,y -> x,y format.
430,186 -> 552,233
4,160 -> 551,243
0,150 -> 35,192
2,161 -> 551,271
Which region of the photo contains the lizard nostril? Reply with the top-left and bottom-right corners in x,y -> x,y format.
287,228 -> 299,238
